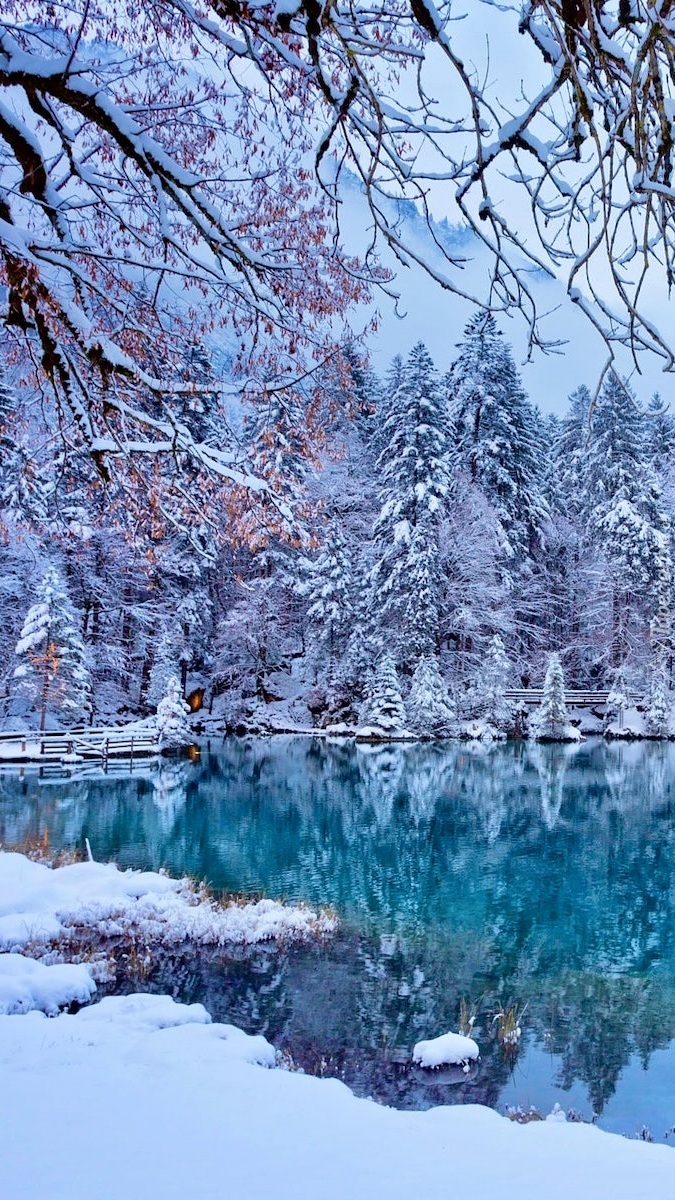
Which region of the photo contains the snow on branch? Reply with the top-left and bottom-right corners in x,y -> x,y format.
3,0 -> 675,520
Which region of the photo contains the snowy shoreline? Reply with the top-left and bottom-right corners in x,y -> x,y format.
1,851 -> 675,1199
0,851 -> 338,998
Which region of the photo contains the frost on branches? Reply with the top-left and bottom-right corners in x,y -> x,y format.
11,567 -> 91,730
6,0 -> 675,529
156,676 -> 193,752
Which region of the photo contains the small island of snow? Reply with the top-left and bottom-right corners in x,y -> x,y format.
412,1030 -> 480,1070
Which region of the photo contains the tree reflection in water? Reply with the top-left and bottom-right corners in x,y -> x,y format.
3,737 -> 675,1134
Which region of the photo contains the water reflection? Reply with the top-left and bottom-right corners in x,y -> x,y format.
3,737 -> 675,1136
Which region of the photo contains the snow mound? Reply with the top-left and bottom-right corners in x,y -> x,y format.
412,1031 -> 480,1069
354,725 -> 415,742
0,852 -> 338,952
0,953 -> 96,1015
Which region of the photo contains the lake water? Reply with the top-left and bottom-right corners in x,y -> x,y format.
3,735 -> 675,1142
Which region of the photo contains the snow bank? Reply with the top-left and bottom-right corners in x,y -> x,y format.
412,1031 -> 480,1069
0,852 -> 338,952
0,953 -> 96,1015
1,993 -> 674,1200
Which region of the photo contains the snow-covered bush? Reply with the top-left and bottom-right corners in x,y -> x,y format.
406,657 -> 456,738
530,653 -> 580,742
156,676 -> 192,751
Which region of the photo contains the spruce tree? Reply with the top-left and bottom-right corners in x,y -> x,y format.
369,343 -> 450,664
473,634 -> 514,736
406,657 -> 456,738
530,653 -> 575,741
646,667 -> 671,738
358,653 -> 408,737
604,665 -> 631,733
447,312 -> 548,575
156,675 -> 192,750
580,372 -> 667,667
306,516 -> 354,660
13,566 -> 91,728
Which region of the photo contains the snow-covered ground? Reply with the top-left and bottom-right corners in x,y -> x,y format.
2,988 -> 675,1200
1,850 -> 674,1198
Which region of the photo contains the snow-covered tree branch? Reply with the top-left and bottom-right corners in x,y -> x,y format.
3,0 -> 675,516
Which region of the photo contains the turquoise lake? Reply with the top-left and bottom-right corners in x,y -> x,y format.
3,735 -> 675,1142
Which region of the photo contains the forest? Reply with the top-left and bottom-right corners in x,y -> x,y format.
1,310 -> 672,738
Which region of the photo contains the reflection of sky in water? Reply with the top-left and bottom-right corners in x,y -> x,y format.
3,736 -> 675,1139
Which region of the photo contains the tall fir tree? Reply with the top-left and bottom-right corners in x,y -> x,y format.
530,653 -> 575,741
306,516 -> 354,662
580,372 -> 667,668
447,312 -> 548,578
369,343 -> 450,664
358,653 -> 408,736
12,566 -> 91,728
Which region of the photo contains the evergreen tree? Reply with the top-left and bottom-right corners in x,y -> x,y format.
646,666 -> 671,738
552,385 -> 592,518
306,516 -> 354,660
12,566 -> 91,728
406,657 -> 456,738
580,372 -> 667,666
358,653 -> 408,737
156,675 -> 192,750
604,665 -> 631,733
530,653 -> 576,741
644,393 -> 675,483
369,343 -> 450,663
147,629 -> 180,709
472,634 -> 514,736
447,312 -> 548,576
0,359 -> 49,524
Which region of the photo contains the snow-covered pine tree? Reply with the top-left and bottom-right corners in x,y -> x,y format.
552,385 -> 592,518
406,656 -> 456,738
369,343 -> 450,665
13,566 -> 91,729
580,371 -> 668,669
147,629 -> 180,709
644,393 -> 675,484
0,358 -> 49,524
447,313 -> 549,579
530,653 -> 578,742
156,675 -> 193,751
646,667 -> 671,738
604,665 -> 631,734
471,634 -> 514,738
306,515 -> 354,661
357,653 -> 409,739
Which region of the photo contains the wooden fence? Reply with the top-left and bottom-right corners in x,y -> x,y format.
0,725 -> 159,764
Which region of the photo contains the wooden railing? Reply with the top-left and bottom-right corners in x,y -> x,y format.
0,725 -> 159,763
505,690 -> 642,708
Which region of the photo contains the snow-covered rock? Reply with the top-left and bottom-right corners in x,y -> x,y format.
0,953 -> 96,1015
412,1031 -> 480,1070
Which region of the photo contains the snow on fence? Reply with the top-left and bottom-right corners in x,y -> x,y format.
505,690 -> 642,709
0,726 -> 159,765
